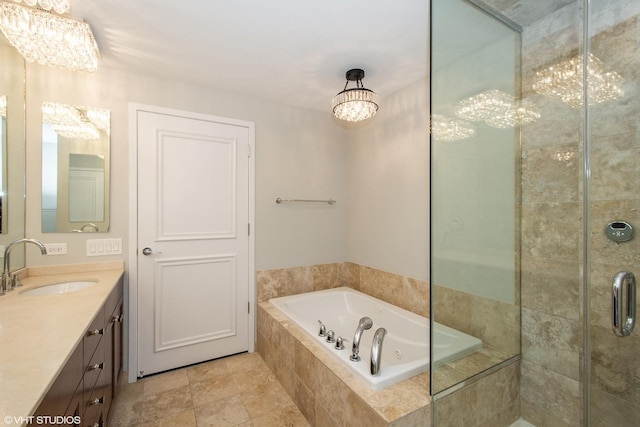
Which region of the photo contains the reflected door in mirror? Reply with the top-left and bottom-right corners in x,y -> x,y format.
41,102 -> 110,233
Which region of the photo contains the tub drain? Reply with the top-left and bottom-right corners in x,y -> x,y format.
395,349 -> 402,360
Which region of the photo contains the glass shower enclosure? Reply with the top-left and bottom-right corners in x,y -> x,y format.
430,0 -> 639,425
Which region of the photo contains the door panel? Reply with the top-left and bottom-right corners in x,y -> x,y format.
588,1 -> 640,424
136,109 -> 250,376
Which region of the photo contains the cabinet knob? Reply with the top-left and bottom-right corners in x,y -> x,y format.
112,314 -> 124,323
88,328 -> 104,337
89,396 -> 104,406
89,362 -> 104,371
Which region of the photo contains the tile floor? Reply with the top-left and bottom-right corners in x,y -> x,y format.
110,352 -> 310,427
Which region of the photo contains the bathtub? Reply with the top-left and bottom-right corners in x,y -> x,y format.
269,287 -> 482,390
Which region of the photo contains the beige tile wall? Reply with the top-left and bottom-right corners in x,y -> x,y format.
517,2 -> 640,426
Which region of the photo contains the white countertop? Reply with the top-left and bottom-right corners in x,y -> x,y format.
0,261 -> 125,427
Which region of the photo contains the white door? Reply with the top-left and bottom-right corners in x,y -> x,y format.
136,108 -> 252,376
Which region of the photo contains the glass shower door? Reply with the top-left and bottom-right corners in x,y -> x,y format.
587,1 -> 640,424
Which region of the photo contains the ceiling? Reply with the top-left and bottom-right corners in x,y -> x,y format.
70,0 -> 429,113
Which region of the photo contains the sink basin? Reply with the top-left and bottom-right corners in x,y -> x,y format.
20,280 -> 98,296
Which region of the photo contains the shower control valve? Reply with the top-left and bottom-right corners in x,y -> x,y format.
335,336 -> 347,350
317,320 -> 326,337
326,330 -> 335,343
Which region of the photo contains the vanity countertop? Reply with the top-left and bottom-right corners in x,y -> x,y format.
0,261 -> 124,426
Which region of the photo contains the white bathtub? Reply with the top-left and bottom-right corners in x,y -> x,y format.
269,287 -> 482,390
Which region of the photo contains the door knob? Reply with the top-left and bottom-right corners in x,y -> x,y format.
142,247 -> 161,256
612,271 -> 636,337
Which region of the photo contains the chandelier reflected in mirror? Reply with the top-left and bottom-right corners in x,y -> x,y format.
332,69 -> 380,122
431,114 -> 475,142
42,101 -> 108,140
533,52 -> 623,108
0,1 -> 99,72
455,89 -> 540,129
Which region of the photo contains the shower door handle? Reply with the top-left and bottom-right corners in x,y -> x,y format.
612,271 -> 636,337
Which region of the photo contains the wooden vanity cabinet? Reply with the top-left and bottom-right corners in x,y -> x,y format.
34,278 -> 124,427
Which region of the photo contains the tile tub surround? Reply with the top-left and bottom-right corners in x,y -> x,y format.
432,284 -> 520,358
258,302 -> 431,427
0,261 -> 125,426
257,262 -> 430,319
434,360 -> 521,427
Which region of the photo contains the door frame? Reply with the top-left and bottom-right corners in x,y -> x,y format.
127,103 -> 256,382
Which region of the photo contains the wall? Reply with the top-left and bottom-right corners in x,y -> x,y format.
24,64 -> 349,270
25,62 -> 430,286
347,77 -> 430,282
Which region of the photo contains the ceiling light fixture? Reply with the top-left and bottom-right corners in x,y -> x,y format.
0,2 -> 99,72
332,68 -> 380,122
11,0 -> 69,14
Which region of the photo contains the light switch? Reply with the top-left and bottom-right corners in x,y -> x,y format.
86,238 -> 123,256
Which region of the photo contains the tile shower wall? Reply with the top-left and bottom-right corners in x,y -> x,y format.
587,1 -> 640,424
519,3 -> 584,425
518,1 -> 640,424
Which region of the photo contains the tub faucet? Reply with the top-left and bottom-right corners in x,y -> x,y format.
370,328 -> 387,376
1,238 -> 47,295
350,316 -> 373,362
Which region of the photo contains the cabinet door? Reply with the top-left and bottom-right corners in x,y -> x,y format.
113,299 -> 124,395
33,343 -> 83,425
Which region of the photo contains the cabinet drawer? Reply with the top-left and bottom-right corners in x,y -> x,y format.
83,307 -> 105,366
104,279 -> 123,322
84,337 -> 105,393
83,380 -> 105,427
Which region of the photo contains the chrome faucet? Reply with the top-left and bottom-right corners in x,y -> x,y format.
370,328 -> 387,376
1,238 -> 47,295
350,316 -> 373,362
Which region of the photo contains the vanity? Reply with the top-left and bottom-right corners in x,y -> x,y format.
0,262 -> 124,427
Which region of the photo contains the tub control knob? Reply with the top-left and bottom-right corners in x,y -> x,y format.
317,320 -> 326,337
335,336 -> 346,350
326,330 -> 335,343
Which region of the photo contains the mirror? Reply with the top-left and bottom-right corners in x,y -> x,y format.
0,34 -> 26,268
431,0 -> 522,394
0,94 -> 6,234
41,102 -> 110,233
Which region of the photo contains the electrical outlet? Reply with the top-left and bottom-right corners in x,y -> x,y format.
45,243 -> 67,255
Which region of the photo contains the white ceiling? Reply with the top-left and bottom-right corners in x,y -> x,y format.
71,0 -> 429,113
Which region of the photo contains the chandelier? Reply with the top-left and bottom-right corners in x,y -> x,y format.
533,52 -> 624,109
12,0 -> 69,14
332,69 -> 380,122
431,114 -> 475,142
42,101 -> 108,140
455,89 -> 540,129
0,1 -> 99,72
